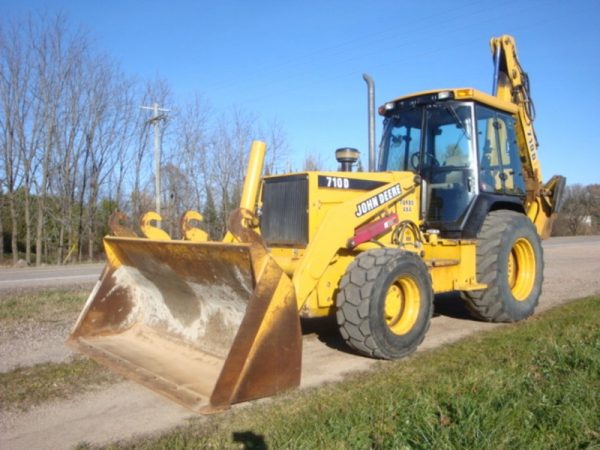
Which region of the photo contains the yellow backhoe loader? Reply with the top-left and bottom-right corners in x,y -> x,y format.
68,35 -> 565,413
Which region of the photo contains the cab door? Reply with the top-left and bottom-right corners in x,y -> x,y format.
421,103 -> 477,229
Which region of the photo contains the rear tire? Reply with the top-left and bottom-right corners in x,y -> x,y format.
336,249 -> 433,359
463,210 -> 543,322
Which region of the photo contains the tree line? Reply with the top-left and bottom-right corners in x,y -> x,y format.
0,14 -> 290,266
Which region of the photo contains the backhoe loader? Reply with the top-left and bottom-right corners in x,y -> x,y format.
68,35 -> 565,413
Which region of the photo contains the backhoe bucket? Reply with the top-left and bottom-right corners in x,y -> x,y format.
67,236 -> 302,413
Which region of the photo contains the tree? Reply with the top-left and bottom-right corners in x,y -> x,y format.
0,12 -> 293,264
175,93 -> 210,213
160,162 -> 192,238
262,118 -> 289,175
202,187 -> 219,239
553,184 -> 597,236
0,20 -> 27,264
207,109 -> 256,237
588,184 -> 600,232
0,190 -> 4,262
31,15 -> 75,266
302,152 -> 323,171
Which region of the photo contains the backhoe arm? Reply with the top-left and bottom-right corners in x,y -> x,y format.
491,35 -> 541,192
490,35 -> 565,238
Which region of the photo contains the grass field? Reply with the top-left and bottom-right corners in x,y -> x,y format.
0,289 -> 117,411
0,358 -> 118,411
96,296 -> 600,450
0,289 -> 87,322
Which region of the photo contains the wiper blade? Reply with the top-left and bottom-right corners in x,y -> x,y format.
446,105 -> 471,140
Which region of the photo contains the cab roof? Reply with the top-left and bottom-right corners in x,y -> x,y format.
381,88 -> 518,115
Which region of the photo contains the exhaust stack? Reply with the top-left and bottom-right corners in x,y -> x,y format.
362,73 -> 376,171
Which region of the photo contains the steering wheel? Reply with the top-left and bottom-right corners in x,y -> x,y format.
410,152 -> 420,170
410,152 -> 440,171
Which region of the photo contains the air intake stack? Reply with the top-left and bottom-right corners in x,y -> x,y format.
336,147 -> 360,172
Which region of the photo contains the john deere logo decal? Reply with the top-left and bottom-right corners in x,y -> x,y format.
355,184 -> 402,217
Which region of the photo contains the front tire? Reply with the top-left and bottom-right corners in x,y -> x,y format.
336,249 -> 433,359
463,210 -> 543,322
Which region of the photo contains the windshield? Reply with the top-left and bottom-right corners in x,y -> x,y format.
422,103 -> 474,177
379,108 -> 422,172
379,100 -> 477,227
379,101 -> 474,174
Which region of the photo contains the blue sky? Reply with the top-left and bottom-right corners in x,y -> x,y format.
3,0 -> 600,185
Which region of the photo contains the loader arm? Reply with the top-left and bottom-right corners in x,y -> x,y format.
490,35 -> 565,237
293,177 -> 418,308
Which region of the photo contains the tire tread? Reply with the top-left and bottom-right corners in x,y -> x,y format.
337,249 -> 432,359
463,210 -> 543,322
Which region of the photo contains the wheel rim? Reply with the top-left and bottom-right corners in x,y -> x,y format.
384,275 -> 420,335
507,237 -> 536,301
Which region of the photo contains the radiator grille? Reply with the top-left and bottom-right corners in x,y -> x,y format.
260,175 -> 308,246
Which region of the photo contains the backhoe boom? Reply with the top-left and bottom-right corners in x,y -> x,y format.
491,35 -> 565,237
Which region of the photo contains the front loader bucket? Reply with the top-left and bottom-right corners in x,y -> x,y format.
67,236 -> 302,413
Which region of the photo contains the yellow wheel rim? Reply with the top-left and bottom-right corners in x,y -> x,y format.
384,275 -> 420,335
507,237 -> 536,301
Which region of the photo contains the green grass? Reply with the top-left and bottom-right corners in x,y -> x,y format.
0,289 -> 87,322
0,357 -> 118,411
0,289 -> 117,412
99,297 -> 600,450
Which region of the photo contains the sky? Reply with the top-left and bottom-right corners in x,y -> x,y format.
2,0 -> 600,185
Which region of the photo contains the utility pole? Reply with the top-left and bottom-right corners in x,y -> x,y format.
141,103 -> 169,216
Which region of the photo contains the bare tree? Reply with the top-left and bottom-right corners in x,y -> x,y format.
554,184 -> 596,236
0,189 -> 4,263
302,152 -> 323,171
176,110 -> 291,238
32,16 -> 68,266
1,12 -> 294,263
0,20 -> 28,264
207,108 -> 256,236
89,74 -> 137,257
75,55 -> 125,261
262,118 -> 289,175
51,34 -> 90,264
174,93 -> 210,212
107,78 -> 136,212
14,29 -> 38,265
160,162 -> 192,237
588,184 -> 600,233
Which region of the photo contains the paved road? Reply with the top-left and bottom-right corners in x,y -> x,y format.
542,234 -> 600,247
2,236 -> 598,293
0,263 -> 104,293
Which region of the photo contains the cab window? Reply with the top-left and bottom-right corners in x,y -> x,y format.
475,105 -> 525,195
379,108 -> 422,172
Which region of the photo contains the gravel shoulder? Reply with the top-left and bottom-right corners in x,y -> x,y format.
0,319 -> 75,372
1,236 -> 599,450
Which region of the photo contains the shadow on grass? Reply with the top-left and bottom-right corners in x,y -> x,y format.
232,431 -> 267,450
